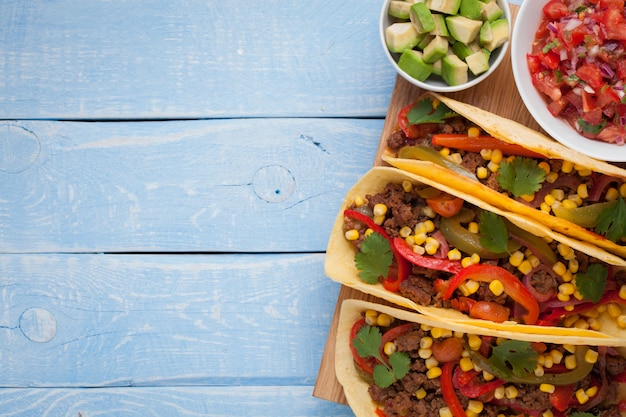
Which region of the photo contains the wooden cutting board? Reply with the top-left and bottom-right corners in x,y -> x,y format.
313,4 -> 544,405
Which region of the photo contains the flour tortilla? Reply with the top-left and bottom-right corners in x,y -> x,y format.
335,299 -> 626,417
325,166 -> 626,338
382,92 -> 626,260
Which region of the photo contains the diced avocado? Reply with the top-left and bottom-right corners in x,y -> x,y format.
398,50 -> 434,81
423,35 -> 449,64
431,58 -> 443,76
483,18 -> 509,51
388,1 -> 412,20
459,0 -> 482,20
426,0 -> 461,15
441,54 -> 468,86
445,15 -> 482,44
417,33 -> 435,50
479,20 -> 493,46
385,22 -> 420,53
410,2 -> 436,34
430,14 -> 449,37
452,40 -> 480,60
466,49 -> 491,75
480,1 -> 503,21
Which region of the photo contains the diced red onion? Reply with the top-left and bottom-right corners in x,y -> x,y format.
564,18 -> 582,32
588,173 -> 620,202
583,84 -> 595,94
600,63 -> 615,79
522,266 -> 557,303
546,22 -> 558,33
617,135 -> 624,146
431,230 -> 449,259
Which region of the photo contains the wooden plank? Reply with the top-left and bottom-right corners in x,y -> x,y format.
0,386 -> 354,417
0,253 -> 339,387
0,0 -> 396,120
0,118 -> 381,253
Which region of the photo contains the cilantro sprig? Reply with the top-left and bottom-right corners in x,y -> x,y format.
354,232 -> 393,285
497,157 -> 547,198
479,211 -> 509,254
575,263 -> 608,303
595,195 -> 626,243
488,340 -> 538,379
407,98 -> 457,125
353,325 -> 410,388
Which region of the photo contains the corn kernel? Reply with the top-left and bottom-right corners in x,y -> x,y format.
373,203 -> 388,216
468,221 -> 479,234
617,315 -> 626,329
427,367 -> 442,379
373,214 -> 385,225
577,183 -> 589,199
520,193 -> 536,202
383,342 -> 396,356
568,259 -> 579,273
540,202 -> 551,212
399,226 -> 412,238
423,220 -> 435,233
557,293 -> 570,302
421,323 -> 432,331
607,303 -> 623,318
538,161 -> 551,173
420,337 -> 433,349
518,260 -> 533,275
509,251 -> 524,267
480,148 -> 492,160
449,153 -> 463,165
563,314 -> 580,328
621,183 -> 626,198
559,283 -> 576,295
505,385 -> 518,399
543,410 -> 555,417
564,304 -> 575,311
439,147 -> 451,157
494,386 -> 505,400
439,407 -> 453,417
468,127 -> 480,137
414,232 -> 427,245
586,385 -> 598,398
561,270 -> 573,282
561,160 -> 574,173
364,310 -> 378,325
418,348 -> 433,359
550,350 -> 563,364
574,318 -> 589,329
482,370 -> 495,381
460,280 -> 480,296
562,198 -> 578,209
576,388 -> 590,404
467,400 -> 483,413
544,193 -> 556,207
344,229 -> 359,241
354,196 -> 367,207
489,280 -> 505,296
448,248 -> 462,261
588,318 -> 602,331
364,228 -> 374,237
468,334 -> 482,351
422,206 -> 436,218
534,365 -> 545,377
606,187 -> 619,201
550,188 -> 565,201
425,356 -> 439,369
564,344 -> 576,353
557,243 -> 574,259
431,327 -> 453,339
488,161 -> 499,173
405,236 -> 415,246
425,238 -> 440,255
552,262 -> 567,276
476,166 -> 489,179
568,193 -> 583,206
415,387 -> 427,399
565,354 -> 577,370
377,313 -> 393,327
402,180 -> 413,193
546,171 -> 559,183
462,257 -> 475,268
491,148 -> 503,164
540,384 -> 555,393
619,285 -> 626,300
413,245 -> 426,255
528,255 -> 540,268
585,349 -> 599,364
577,168 -> 592,177
459,357 -> 474,372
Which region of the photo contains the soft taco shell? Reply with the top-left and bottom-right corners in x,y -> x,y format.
382,92 -> 626,260
325,166 -> 626,338
335,299 -> 626,417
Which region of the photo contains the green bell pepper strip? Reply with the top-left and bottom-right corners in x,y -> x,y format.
397,145 -> 476,180
442,264 -> 540,325
505,219 -> 558,266
469,345 -> 594,385
552,201 -> 616,229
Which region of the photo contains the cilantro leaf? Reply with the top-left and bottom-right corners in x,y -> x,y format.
488,340 -> 538,379
407,98 -> 457,125
578,118 -> 606,135
576,263 -> 608,303
354,232 -> 393,285
497,157 -> 547,198
595,196 -> 626,243
353,325 -> 410,388
479,211 -> 509,254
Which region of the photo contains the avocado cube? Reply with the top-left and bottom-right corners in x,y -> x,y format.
385,22 -> 420,53
452,40 -> 479,60
431,58 -> 443,76
426,0 -> 461,15
479,20 -> 493,46
480,1 -> 503,21
423,35 -> 449,64
483,19 -> 509,51
460,0 -> 482,20
446,15 -> 482,44
388,1 -> 412,20
410,2 -> 436,34
417,33 -> 435,50
466,49 -> 491,75
442,54 -> 469,86
398,50 -> 434,81
431,14 -> 450,37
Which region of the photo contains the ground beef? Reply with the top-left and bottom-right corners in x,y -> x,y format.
399,276 -> 434,306
394,329 -> 424,353
387,130 -> 408,151
606,351 -> 626,376
529,267 -> 558,296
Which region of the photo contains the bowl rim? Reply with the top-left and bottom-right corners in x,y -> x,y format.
511,0 -> 626,162
379,0 -> 511,93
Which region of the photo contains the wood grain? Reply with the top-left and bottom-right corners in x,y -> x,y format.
313,3 -> 545,404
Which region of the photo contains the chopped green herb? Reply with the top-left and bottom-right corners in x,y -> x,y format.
576,264 -> 608,304
353,325 -> 410,388
407,98 -> 457,126
497,157 -> 547,198
354,232 -> 393,284
479,211 -> 509,254
595,195 -> 626,242
542,38 -> 560,53
578,118 -> 606,135
488,340 -> 538,379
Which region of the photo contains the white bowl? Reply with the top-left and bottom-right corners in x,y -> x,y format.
379,0 -> 511,93
512,0 -> 626,162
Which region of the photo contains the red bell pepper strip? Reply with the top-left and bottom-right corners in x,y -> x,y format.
538,289 -> 626,326
392,237 -> 464,274
441,362 -> 467,417
452,367 -> 505,398
350,318 -> 376,375
550,384 -> 575,412
442,264 -> 540,325
344,209 -> 390,239
375,408 -> 387,417
430,133 -> 546,159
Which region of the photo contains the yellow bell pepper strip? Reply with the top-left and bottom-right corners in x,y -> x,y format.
392,237 -> 464,274
430,133 -> 547,159
441,361 -> 468,417
441,264 -> 540,325
469,345 -> 594,385
552,200 -> 616,228
397,145 -> 476,180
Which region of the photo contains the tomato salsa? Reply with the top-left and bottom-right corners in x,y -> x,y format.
527,0 -> 626,144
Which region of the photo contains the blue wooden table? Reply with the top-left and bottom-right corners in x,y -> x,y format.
0,1 -> 522,415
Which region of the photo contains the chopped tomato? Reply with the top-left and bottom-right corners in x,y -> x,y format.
397,103 -> 440,139
543,0 -> 569,19
468,301 -> 511,323
531,72 -> 562,102
581,89 -> 597,113
601,7 -> 626,41
576,63 -> 604,89
599,0 -> 624,9
550,384 -> 576,412
426,194 -> 464,218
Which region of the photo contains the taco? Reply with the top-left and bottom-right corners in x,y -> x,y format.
325,166 -> 626,337
336,299 -> 626,417
381,92 -> 626,260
